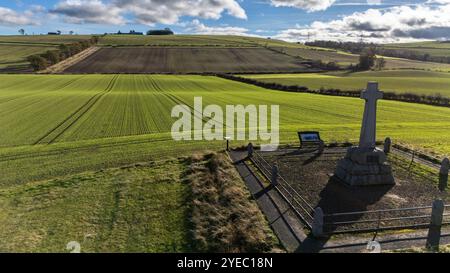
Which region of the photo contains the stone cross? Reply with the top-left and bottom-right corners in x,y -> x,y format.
359,82 -> 383,149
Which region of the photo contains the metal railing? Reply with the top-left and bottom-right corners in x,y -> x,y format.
322,205 -> 450,234
251,150 -> 315,228
249,144 -> 449,235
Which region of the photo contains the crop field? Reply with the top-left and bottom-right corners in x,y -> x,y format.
2,74 -> 450,186
242,70 -> 450,96
63,47 -> 309,74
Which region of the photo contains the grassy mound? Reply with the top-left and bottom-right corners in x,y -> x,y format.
187,152 -> 278,253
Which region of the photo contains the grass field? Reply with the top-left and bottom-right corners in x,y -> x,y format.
0,35 -> 93,45
241,70 -> 450,96
0,35 -> 92,72
1,73 -> 449,252
0,150 -> 277,253
383,41 -> 450,59
2,74 -> 450,185
275,46 -> 359,66
276,46 -> 450,71
0,44 -> 57,71
64,47 -> 309,74
0,158 -> 191,252
98,34 -> 294,48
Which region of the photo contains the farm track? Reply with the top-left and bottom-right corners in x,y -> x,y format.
33,75 -> 119,145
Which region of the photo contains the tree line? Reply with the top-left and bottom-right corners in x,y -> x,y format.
306,40 -> 450,64
27,36 -> 100,71
217,74 -> 450,108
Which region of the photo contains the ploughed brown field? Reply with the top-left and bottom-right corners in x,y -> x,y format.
64,47 -> 310,74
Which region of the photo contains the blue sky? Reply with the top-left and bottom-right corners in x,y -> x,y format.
0,0 -> 449,43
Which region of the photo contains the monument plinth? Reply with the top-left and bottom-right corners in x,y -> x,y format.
335,82 -> 395,186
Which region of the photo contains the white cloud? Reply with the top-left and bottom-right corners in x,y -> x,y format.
51,0 -> 126,25
427,0 -> 450,4
51,0 -> 247,26
275,3 -> 450,43
186,19 -> 250,36
270,0 -> 336,12
366,0 -> 382,5
0,7 -> 38,26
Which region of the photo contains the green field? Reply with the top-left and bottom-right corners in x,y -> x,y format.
0,35 -> 93,72
1,73 -> 450,252
242,70 -> 450,96
0,35 -> 93,45
275,46 -> 450,71
98,34 -> 293,48
0,158 -> 191,252
383,41 -> 450,59
2,74 -> 450,185
0,44 -> 58,70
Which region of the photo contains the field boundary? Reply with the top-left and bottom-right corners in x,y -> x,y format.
217,74 -> 450,108
39,46 -> 101,74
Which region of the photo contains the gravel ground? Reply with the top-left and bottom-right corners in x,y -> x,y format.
257,147 -> 449,233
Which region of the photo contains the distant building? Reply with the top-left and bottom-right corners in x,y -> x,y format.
115,30 -> 144,35
147,28 -> 174,35
48,32 -> 61,35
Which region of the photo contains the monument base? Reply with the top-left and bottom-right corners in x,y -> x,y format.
335,147 -> 395,186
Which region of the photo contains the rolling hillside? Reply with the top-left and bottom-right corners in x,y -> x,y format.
242,70 -> 450,96
383,41 -> 450,60
0,35 -> 93,72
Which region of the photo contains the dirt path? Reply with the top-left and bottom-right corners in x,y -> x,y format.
39,46 -> 101,74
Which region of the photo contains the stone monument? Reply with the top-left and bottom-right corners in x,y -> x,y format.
335,82 -> 395,186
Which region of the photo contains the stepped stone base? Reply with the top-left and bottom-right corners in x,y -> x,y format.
335,147 -> 395,186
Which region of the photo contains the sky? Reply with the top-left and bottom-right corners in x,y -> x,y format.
0,0 -> 450,43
